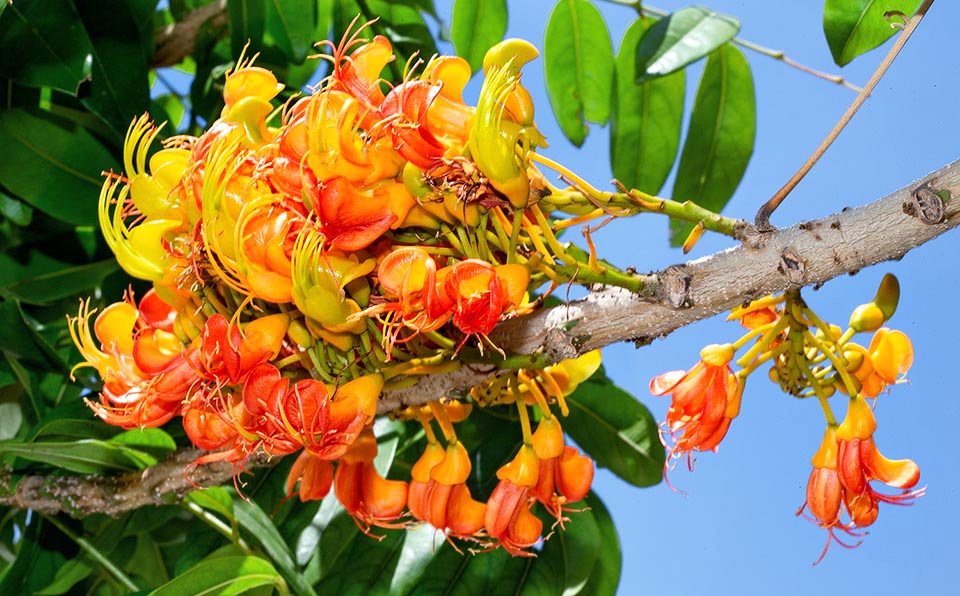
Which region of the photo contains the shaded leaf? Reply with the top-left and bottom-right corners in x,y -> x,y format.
0,191 -> 34,226
265,0 -> 317,63
670,43 -> 755,245
74,0 -> 153,141
823,0 -> 922,66
564,376 -> 665,487
635,6 -> 740,82
408,547 -> 530,596
521,504 -> 601,596
0,299 -> 68,373
450,0 -> 508,73
228,0 -> 267,58
611,17 -> 685,196
0,259 -> 118,305
0,109 -> 119,227
0,438 -> 158,474
149,555 -> 280,596
0,1 -> 93,94
543,0 -> 615,146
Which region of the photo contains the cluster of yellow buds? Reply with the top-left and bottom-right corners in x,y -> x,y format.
650,274 -> 921,561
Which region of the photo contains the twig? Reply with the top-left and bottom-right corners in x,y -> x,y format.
754,0 -> 935,229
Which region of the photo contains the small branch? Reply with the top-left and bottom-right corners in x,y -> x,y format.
3,158 -> 959,517
755,0 -> 935,229
153,0 -> 228,68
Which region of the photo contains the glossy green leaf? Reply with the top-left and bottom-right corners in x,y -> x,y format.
409,547 -> 530,596
235,499 -> 318,596
521,505 -> 601,595
0,1 -> 93,94
823,0 -> 922,66
670,44 -> 755,245
635,6 -> 740,82
149,555 -> 280,596
611,17 -> 685,196
577,493 -> 621,595
544,0 -> 615,146
0,109 -> 118,227
0,259 -> 118,305
564,376 -> 665,487
0,191 -> 34,226
0,402 -> 23,441
111,428 -> 177,460
188,487 -> 236,525
265,0 -> 317,62
0,438 -> 157,474
0,518 -> 69,595
74,0 -> 152,141
451,0 -> 508,73
228,0 -> 267,58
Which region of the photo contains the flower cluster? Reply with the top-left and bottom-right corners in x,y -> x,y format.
70,27 -> 618,556
650,274 -> 922,561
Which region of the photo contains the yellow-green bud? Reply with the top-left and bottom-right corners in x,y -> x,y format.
872,273 -> 900,320
849,302 -> 886,333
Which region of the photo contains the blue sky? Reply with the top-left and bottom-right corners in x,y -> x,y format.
427,1 -> 960,594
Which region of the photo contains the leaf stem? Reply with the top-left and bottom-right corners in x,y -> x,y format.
754,0 -> 935,229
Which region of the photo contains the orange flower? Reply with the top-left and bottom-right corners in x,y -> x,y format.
432,259 -> 528,342
835,396 -> 922,527
286,450 -> 335,502
649,344 -> 742,469
407,442 -> 486,541
530,416 -> 593,518
483,478 -> 542,557
333,428 -> 409,531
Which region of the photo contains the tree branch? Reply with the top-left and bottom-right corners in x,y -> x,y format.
153,1 -> 228,68
3,159 -> 957,517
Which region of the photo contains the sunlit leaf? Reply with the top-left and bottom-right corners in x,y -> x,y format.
0,191 -> 34,226
0,1 -> 93,94
823,0 -> 922,66
0,109 -> 118,227
149,555 -> 280,596
228,0 -> 267,58
611,17 -> 685,196
235,499 -> 318,596
635,6 -> 740,82
564,375 -> 665,487
670,43 -> 755,245
187,487 -> 237,525
544,0 -> 615,146
451,0 -> 508,73
577,493 -> 621,595
0,402 -> 23,441
111,428 -> 177,460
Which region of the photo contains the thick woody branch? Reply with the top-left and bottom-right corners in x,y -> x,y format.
2,160 -> 958,517
153,1 -> 228,68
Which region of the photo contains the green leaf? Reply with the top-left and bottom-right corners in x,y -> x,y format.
0,259 -> 118,305
110,428 -> 177,459
74,0 -> 153,141
564,376 -> 665,487
228,0 -> 268,58
634,6 -> 740,82
0,191 -> 34,226
187,487 -> 236,525
265,0 -> 318,63
670,43 -> 755,245
149,555 -> 280,596
577,493 -> 621,596
0,109 -> 119,227
0,402 -> 23,441
543,0 -> 615,146
611,17 -> 685,196
0,299 -> 68,373
0,438 -> 158,474
235,499 -> 318,596
450,0 -> 508,74
823,0 -> 922,66
409,547 -> 530,596
0,0 -> 93,94
521,505 -> 601,596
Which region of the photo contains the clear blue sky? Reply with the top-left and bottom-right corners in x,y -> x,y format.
430,1 -> 960,594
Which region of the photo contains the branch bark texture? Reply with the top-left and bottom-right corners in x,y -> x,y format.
4,159 -> 959,517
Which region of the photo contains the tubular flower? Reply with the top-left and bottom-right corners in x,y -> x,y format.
334,427 -> 409,532
483,478 -> 542,557
650,344 -> 742,470
433,260 -> 529,343
407,441 -> 487,541
530,417 -> 594,519
835,396 -> 923,528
